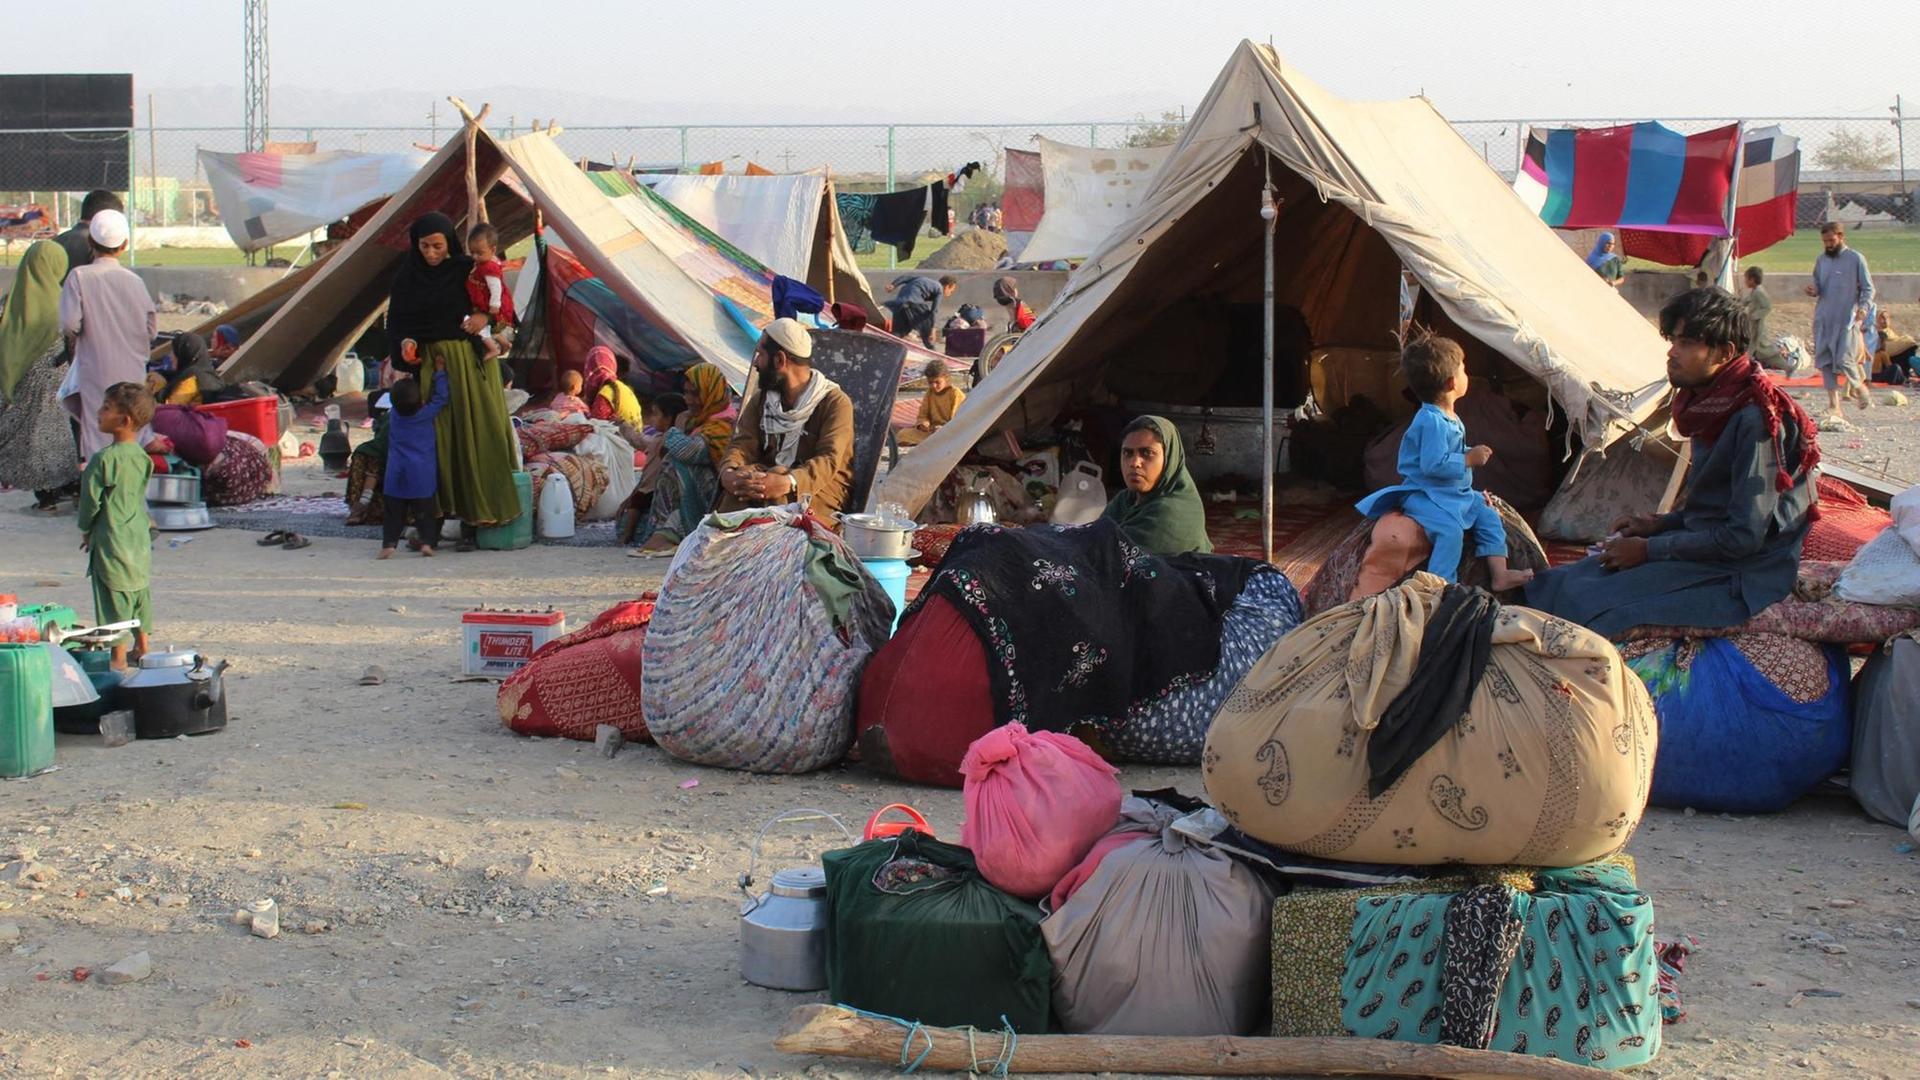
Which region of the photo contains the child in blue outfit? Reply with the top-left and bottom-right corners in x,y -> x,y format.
1354,332 -> 1534,591
376,364 -> 450,559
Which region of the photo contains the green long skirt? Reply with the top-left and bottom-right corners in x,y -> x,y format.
426,338 -> 520,527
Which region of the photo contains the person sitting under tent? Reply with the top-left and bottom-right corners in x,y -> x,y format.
1100,415 -> 1211,556
1524,287 -> 1819,637
626,363 -> 734,554
582,346 -> 642,428
716,318 -> 854,519
897,359 -> 965,447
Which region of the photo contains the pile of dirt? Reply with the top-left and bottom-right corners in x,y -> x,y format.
918,228 -> 1007,270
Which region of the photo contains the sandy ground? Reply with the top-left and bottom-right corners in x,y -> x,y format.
1,425 -> 1918,1078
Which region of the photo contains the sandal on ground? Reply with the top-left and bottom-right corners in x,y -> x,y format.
626,547 -> 673,558
257,530 -> 290,546
282,532 -> 312,550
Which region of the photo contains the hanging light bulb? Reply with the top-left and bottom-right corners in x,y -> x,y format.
1259,186 -> 1277,221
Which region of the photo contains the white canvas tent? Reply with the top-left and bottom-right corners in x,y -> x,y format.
645,170 -> 883,317
877,40 -> 1671,516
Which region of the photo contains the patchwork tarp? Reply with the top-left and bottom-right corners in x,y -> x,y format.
877,41 -> 1671,515
200,149 -> 429,252
1513,121 -> 1740,235
1016,137 -> 1173,266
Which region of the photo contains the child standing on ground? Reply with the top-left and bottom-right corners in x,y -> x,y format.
465,224 -> 516,360
378,362 -> 451,559
78,382 -> 156,669
1354,331 -> 1533,591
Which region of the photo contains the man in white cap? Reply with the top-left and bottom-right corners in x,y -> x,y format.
59,208 -> 156,460
717,317 -> 855,518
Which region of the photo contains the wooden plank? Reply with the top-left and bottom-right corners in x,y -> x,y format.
773,1004 -> 1612,1080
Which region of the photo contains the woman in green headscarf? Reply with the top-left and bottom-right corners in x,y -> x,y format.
0,240 -> 79,510
1100,414 -> 1212,555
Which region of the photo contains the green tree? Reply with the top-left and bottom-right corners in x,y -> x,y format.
1814,129 -> 1896,172
1123,109 -> 1187,148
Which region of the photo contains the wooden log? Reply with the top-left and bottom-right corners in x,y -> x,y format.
773,1005 -> 1612,1080
448,96 -> 493,228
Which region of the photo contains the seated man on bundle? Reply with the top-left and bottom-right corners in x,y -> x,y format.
1524,287 -> 1821,637
716,318 -> 855,520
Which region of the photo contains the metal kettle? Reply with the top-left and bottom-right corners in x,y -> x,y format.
957,475 -> 998,527
737,809 -> 852,992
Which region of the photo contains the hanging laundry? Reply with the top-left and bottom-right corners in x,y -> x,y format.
835,192 -> 878,254
946,162 -> 982,194
930,181 -> 951,237
771,275 -> 825,320
869,186 -> 932,258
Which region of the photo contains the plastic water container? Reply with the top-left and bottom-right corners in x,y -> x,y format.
859,557 -> 912,637
536,471 -> 575,539
0,642 -> 54,778
1052,462 -> 1108,525
476,471 -> 534,551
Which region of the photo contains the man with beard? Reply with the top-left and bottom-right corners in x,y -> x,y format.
1804,221 -> 1875,416
1523,287 -> 1820,637
716,318 -> 855,518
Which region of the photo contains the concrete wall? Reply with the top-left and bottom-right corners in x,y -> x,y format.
0,265 -> 287,306
1623,270 -> 1920,313
860,269 -> 1070,326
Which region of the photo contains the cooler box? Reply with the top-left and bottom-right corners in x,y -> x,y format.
461,609 -> 566,677
195,396 -> 281,446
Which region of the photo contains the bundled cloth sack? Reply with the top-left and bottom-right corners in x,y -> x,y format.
1269,859 -> 1660,1070
642,510 -> 893,773
857,519 -> 1264,785
1835,484 -> 1920,608
1851,632 -> 1920,826
1620,634 -> 1849,813
855,593 -> 996,787
498,597 -> 655,742
1041,797 -> 1275,1036
1206,573 -> 1656,867
960,723 -> 1121,900
823,830 -> 1050,1032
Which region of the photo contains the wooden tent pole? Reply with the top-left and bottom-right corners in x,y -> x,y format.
447,96 -> 492,228
823,168 -> 837,307
773,1005 -> 1610,1080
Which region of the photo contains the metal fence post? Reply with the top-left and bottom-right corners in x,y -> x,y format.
126,125 -> 137,268
1089,124 -> 1098,148
887,124 -> 896,270
679,127 -> 689,174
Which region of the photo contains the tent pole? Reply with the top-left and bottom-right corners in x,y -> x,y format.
1260,157 -> 1278,564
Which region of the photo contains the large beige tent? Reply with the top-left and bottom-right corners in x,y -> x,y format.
876,41 -> 1671,515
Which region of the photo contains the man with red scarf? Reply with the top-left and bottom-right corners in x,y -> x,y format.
1524,287 -> 1820,638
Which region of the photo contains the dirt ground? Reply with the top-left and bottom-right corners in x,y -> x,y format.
2,431 -> 1918,1078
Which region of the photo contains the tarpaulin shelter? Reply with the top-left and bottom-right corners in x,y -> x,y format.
1015,137 -> 1173,265
876,40 -> 1670,518
644,170 -> 883,317
218,129 -> 777,391
200,148 -> 430,253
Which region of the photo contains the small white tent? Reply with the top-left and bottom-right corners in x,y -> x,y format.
877,41 -> 1671,515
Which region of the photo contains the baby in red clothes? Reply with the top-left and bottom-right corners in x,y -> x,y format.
465,222 -> 517,360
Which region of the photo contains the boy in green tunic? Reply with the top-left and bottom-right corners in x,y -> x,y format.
78,381 -> 155,669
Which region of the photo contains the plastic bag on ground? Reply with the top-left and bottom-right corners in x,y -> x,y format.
960,723 -> 1122,900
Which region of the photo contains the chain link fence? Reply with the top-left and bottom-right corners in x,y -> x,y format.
3,115 -> 1911,230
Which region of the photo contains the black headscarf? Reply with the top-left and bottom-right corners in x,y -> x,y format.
386,212 -> 475,353
168,332 -> 228,397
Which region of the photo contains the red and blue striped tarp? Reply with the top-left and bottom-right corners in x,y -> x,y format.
1514,121 -> 1740,235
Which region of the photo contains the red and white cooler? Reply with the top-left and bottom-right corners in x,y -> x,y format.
461,608 -> 566,677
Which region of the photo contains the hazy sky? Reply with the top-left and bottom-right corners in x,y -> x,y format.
15,0 -> 1914,124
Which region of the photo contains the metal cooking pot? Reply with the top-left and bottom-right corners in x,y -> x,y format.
118,650 -> 229,739
151,503 -> 215,531
146,472 -> 202,505
738,809 -> 852,992
957,477 -> 998,527
836,512 -> 918,560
